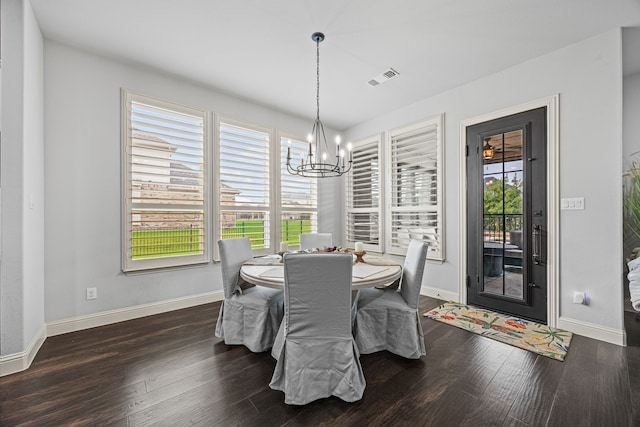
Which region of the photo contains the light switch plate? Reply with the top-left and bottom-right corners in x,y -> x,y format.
561,197 -> 584,210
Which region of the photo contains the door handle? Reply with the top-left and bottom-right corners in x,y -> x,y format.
532,224 -> 541,265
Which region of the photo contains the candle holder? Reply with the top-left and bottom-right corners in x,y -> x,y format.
277,251 -> 287,263
354,251 -> 366,263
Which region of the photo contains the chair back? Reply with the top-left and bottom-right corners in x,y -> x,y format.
400,239 -> 428,309
218,237 -> 253,298
283,253 -> 352,339
299,233 -> 333,250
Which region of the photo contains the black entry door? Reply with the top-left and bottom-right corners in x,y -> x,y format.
466,107 -> 547,323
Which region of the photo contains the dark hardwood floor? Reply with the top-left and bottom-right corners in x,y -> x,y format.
1,296 -> 639,426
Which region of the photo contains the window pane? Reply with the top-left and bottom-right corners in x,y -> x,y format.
350,144 -> 380,209
389,116 -> 444,260
281,211 -> 317,246
482,130 -> 524,299
220,210 -> 270,250
219,121 -> 270,250
345,137 -> 382,251
346,212 -> 380,245
281,136 -> 318,247
281,138 -> 318,209
123,91 -> 209,271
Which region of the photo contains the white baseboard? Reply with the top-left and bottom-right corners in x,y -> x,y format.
421,286 -> 459,303
47,291 -> 224,337
416,290 -> 627,346
1,291 -> 224,377
557,316 -> 627,346
3,292 -> 625,379
0,325 -> 47,377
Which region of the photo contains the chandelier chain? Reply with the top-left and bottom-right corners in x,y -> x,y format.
316,38 -> 321,120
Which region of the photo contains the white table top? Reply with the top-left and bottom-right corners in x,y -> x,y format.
240,257 -> 402,290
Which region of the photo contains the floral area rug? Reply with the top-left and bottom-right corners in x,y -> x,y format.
423,302 -> 572,361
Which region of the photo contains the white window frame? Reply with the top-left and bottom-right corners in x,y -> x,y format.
213,121 -> 320,259
215,116 -> 273,257
385,114 -> 445,261
121,90 -> 211,272
345,133 -> 384,253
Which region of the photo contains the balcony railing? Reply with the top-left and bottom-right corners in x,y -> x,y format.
484,214 -> 522,243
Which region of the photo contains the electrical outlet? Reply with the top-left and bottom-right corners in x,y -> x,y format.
573,291 -> 584,304
86,287 -> 97,300
573,291 -> 589,305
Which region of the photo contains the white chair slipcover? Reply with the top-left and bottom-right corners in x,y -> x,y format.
215,237 -> 284,352
299,232 -> 333,250
354,239 -> 428,359
269,253 -> 366,405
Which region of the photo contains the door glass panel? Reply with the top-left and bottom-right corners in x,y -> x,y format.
482,130 -> 524,299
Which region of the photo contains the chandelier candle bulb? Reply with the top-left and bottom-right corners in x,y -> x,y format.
355,242 -> 364,252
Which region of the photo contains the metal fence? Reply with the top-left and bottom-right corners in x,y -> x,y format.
133,220 -> 314,258
132,225 -> 203,258
483,214 -> 522,242
221,220 -> 313,248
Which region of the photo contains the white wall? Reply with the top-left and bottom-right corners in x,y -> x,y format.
344,29 -> 625,334
43,41 -> 337,323
1,0 -> 46,356
22,0 -> 46,354
5,9 -> 630,362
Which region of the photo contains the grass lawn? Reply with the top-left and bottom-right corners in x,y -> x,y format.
133,220 -> 312,258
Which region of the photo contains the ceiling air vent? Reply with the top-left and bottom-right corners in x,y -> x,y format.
367,67 -> 399,87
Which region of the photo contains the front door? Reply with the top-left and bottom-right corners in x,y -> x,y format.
466,107 -> 547,323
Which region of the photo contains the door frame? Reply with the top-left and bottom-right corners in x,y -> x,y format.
459,95 -> 559,327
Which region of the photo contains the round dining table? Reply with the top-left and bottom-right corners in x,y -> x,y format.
240,256 -> 402,290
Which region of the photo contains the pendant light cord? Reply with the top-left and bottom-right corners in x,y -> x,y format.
316,38 -> 321,121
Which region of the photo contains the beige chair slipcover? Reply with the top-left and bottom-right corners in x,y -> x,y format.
354,239 -> 428,359
299,232 -> 333,250
215,238 -> 284,352
269,252 -> 366,405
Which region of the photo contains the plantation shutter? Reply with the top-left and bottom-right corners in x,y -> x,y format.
346,135 -> 383,252
281,136 -> 318,248
219,119 -> 271,252
388,115 -> 444,260
123,90 -> 209,272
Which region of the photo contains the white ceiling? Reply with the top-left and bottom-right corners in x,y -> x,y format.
29,0 -> 640,130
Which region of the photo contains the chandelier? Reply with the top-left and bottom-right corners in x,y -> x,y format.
286,32 -> 352,178
482,137 -> 495,160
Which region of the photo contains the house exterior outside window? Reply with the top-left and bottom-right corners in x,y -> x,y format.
122,90 -> 210,272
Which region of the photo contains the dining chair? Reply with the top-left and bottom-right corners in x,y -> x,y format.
215,237 -> 284,352
353,239 -> 428,359
299,232 -> 332,250
269,253 -> 366,405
